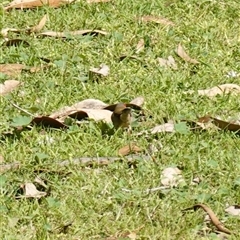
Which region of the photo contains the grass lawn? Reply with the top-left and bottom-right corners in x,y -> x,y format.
0,0 -> 240,239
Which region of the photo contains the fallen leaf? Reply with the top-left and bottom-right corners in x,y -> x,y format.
136,39 -> 144,53
129,96 -> 144,107
2,39 -> 30,47
1,28 -> 22,37
158,55 -> 177,69
196,84 -> 240,97
150,122 -> 175,134
68,109 -> 112,123
49,99 -> 108,119
211,117 -> 240,133
118,144 -> 142,156
39,29 -> 107,38
0,163 -> 20,173
138,15 -> 175,26
30,15 -> 47,33
0,64 -> 25,77
4,0 -> 75,10
160,167 -> 185,187
0,80 -> 21,96
89,64 -> 110,77
31,116 -> 67,129
87,0 -> 110,2
225,205 -> 240,216
182,204 -> 231,235
16,182 -> 47,199
176,44 -> 199,64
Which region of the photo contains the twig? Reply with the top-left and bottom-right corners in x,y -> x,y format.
9,101 -> 35,117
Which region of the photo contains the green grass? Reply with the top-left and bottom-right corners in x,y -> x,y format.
0,0 -> 240,239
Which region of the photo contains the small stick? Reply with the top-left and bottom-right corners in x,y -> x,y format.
9,101 -> 35,117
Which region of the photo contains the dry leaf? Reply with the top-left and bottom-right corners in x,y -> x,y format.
151,122 -> 175,134
118,144 -> 142,156
4,0 -> 75,10
68,109 -> 112,123
39,29 -> 107,38
225,205 -> 240,216
87,0 -> 110,2
1,28 -> 22,37
0,64 -> 25,77
160,167 -> 184,187
0,80 -> 21,96
136,39 -> 144,53
129,96 -> 144,107
89,64 -> 110,77
176,44 -> 199,64
30,15 -> 47,33
16,183 -> 47,199
31,116 -> 67,129
211,117 -> 240,133
138,15 -> 175,26
197,84 -> 240,97
0,163 -> 20,173
158,55 -> 177,69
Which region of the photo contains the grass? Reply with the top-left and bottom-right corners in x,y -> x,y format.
0,0 -> 240,239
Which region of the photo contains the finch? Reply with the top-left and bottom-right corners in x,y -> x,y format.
111,103 -> 132,129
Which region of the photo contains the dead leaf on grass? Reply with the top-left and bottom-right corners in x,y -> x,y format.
182,204 -> 231,235
136,38 -> 145,53
0,155 -> 4,164
118,144 -> 142,156
0,64 -> 25,77
0,163 -> 20,173
0,80 -> 21,96
2,39 -> 30,47
158,55 -> 178,69
89,63 -> 110,78
39,29 -> 108,38
176,44 -> 199,64
211,117 -> 240,133
4,0 -> 75,10
195,84 -> 240,98
160,167 -> 185,187
225,205 -> 240,216
1,28 -> 22,37
150,122 -> 175,134
16,182 -> 47,199
30,14 -> 47,33
31,116 -> 68,129
138,15 -> 175,26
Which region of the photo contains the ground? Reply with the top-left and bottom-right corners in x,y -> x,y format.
0,0 -> 240,239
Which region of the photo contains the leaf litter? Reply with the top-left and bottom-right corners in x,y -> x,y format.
158,55 -> 178,69
176,43 -> 199,64
0,80 -> 21,96
138,15 -> 175,26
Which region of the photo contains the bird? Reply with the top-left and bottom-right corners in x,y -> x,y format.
111,103 -> 132,129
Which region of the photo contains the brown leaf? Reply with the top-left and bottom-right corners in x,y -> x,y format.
130,96 -> 144,107
89,64 -> 110,77
30,15 -> 47,33
176,44 -> 199,64
16,183 -> 47,199
150,122 -> 175,134
136,39 -> 144,53
68,109 -> 112,123
31,116 -> 68,129
158,55 -> 178,69
211,117 -> 240,133
4,0 -> 75,10
0,64 -> 25,77
1,28 -> 22,37
182,204 -> 231,235
39,29 -> 108,38
196,84 -> 240,97
3,39 -> 30,47
118,144 -> 142,156
138,15 -> 175,26
0,80 -> 21,96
